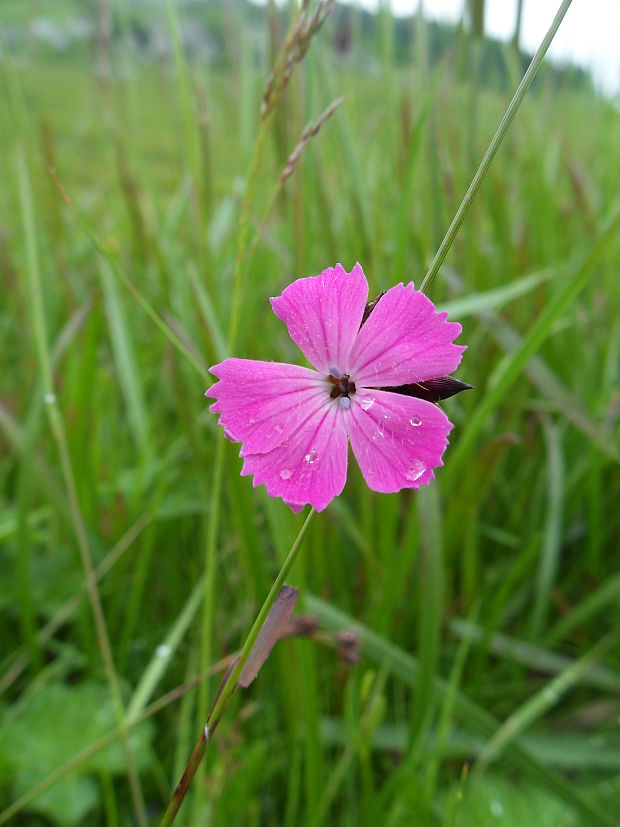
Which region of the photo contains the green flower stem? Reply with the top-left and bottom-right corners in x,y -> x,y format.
420,0 -> 573,295
160,507 -> 316,827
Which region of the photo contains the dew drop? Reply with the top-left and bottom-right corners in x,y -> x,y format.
304,449 -> 318,465
339,396 -> 351,410
44,392 -> 56,405
156,644 -> 172,659
405,460 -> 426,482
490,801 -> 504,819
279,468 -> 292,480
274,423 -> 284,433
360,398 -> 374,411
409,416 -> 422,427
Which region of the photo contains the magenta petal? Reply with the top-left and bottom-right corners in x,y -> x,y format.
207,358 -> 327,456
241,400 -> 348,512
349,283 -> 465,387
270,263 -> 369,373
285,501 -> 306,514
347,389 -> 452,493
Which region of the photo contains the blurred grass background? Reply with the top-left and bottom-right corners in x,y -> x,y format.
1,1 -> 620,825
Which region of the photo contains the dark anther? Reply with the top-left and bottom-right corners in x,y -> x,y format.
329,373 -> 356,399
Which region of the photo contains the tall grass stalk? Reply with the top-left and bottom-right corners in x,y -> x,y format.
16,145 -> 149,827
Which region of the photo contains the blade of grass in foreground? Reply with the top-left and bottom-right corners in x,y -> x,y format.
127,579 -> 206,722
97,257 -> 150,453
529,417 -> 564,639
440,268 -> 552,319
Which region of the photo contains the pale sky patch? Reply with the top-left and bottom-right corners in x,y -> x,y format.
329,0 -> 620,96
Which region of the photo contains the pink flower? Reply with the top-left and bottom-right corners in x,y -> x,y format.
207,263 -> 466,512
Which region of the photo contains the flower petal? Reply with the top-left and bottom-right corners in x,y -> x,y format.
207,358 -> 327,456
284,501 -> 306,514
347,389 -> 452,492
241,398 -> 348,512
270,263 -> 369,374
349,283 -> 465,387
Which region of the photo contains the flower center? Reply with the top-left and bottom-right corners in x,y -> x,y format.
328,373 -> 356,405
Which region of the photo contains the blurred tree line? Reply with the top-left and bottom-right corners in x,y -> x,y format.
1,0 -> 593,94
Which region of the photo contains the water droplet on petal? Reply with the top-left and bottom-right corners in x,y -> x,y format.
279,468 -> 292,480
405,460 -> 426,482
274,423 -> 284,433
361,398 -> 374,411
409,416 -> 422,427
339,396 -> 350,410
304,449 -> 318,465
249,416 -> 256,424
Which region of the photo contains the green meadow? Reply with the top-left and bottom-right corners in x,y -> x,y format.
1,2 -> 620,825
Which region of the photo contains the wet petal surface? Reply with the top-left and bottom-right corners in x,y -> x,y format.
207,359 -> 326,456
241,398 -> 348,512
347,389 -> 453,493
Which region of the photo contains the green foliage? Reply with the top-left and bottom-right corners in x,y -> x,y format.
0,1 -> 619,825
0,683 -> 153,824
449,776 -> 577,827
